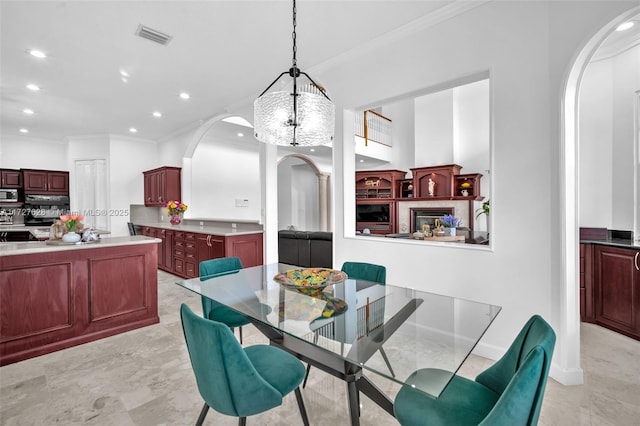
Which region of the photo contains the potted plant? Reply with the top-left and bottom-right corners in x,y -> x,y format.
439,214 -> 461,236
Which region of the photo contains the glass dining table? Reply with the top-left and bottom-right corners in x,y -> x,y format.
176,263 -> 501,425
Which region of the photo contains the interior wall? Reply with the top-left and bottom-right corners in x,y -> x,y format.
319,0 -> 636,384
415,89 -> 454,166
190,133 -> 261,221
109,136 -> 158,236
278,158 -> 320,231
580,44 -> 639,231
579,60 -> 614,227
381,99 -> 415,174
454,79 -> 491,200
0,135 -> 68,169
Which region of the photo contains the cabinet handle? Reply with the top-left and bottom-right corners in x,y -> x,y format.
635,252 -> 639,271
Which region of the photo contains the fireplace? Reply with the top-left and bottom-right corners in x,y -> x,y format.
410,207 -> 454,233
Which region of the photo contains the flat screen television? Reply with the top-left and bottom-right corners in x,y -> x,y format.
356,203 -> 390,223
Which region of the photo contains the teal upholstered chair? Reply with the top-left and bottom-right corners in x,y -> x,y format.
199,257 -> 249,343
341,261 -> 386,284
180,304 -> 310,426
303,261 -> 391,387
393,315 -> 556,426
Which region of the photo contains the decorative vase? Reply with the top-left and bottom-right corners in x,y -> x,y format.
443,227 -> 456,237
62,231 -> 81,243
170,214 -> 182,226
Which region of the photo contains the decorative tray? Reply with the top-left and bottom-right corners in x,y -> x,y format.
273,268 -> 347,295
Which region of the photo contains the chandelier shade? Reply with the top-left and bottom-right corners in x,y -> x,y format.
253,0 -> 335,146
254,88 -> 335,146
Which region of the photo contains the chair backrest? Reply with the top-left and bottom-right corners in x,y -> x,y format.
341,261 -> 386,284
476,315 -> 556,426
199,257 -> 243,319
180,303 -> 282,417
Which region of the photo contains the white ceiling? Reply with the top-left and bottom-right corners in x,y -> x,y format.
1,1 -> 637,148
0,0 -> 452,142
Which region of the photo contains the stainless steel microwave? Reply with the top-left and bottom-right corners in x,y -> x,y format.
0,189 -> 19,203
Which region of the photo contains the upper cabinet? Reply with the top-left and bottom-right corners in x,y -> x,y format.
143,166 -> 181,207
355,170 -> 406,199
22,169 -> 69,195
0,169 -> 22,189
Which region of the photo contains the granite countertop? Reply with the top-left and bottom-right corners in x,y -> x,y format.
135,222 -> 263,237
0,236 -> 160,256
581,238 -> 640,249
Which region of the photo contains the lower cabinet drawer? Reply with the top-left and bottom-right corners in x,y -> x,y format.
174,258 -> 185,274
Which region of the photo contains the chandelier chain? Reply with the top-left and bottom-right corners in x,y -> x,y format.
292,0 -> 297,68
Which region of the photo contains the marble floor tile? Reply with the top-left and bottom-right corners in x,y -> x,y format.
1,270 -> 639,425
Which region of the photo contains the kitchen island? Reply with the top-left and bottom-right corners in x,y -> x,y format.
0,236 -> 160,366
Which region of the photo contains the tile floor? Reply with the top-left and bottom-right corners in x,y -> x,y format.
1,270 -> 639,425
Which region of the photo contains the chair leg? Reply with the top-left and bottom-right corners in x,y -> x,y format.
378,347 -> 396,377
239,326 -> 243,344
294,387 -> 310,426
238,417 -> 247,426
195,402 -> 209,426
302,363 -> 312,388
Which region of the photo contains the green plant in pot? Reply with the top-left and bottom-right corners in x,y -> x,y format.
475,199 -> 490,219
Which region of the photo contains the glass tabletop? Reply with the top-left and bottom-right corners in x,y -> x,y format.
176,263 -> 501,398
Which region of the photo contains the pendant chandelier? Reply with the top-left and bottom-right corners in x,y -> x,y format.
253,0 -> 335,147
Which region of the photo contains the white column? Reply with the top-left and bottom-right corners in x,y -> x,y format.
260,143 -> 278,264
318,173 -> 329,231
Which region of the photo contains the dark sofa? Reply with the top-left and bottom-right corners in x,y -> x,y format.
278,230 -> 333,268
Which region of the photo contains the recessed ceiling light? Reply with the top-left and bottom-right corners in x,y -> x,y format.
129,128 -> 137,133
19,128 -> 29,133
121,77 -> 128,83
26,84 -> 40,91
237,132 -> 244,137
310,148 -> 315,152
616,21 -> 635,31
179,92 -> 190,100
359,159 -> 364,163
153,111 -> 162,118
23,109 -> 34,115
27,49 -> 46,59
120,70 -> 129,77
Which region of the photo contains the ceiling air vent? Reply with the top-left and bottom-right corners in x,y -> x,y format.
135,24 -> 172,46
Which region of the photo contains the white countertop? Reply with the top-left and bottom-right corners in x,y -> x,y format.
0,236 -> 160,256
135,222 -> 264,237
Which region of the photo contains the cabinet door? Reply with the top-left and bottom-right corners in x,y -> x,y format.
156,170 -> 166,205
1,170 -> 22,188
594,245 -> 640,339
143,173 -> 153,206
23,170 -> 48,193
225,233 -> 263,268
163,230 -> 174,271
156,228 -> 166,269
47,171 -> 69,194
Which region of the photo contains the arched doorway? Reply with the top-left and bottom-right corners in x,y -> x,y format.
560,6 -> 640,384
277,154 -> 331,232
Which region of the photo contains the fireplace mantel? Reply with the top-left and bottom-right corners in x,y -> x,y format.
397,199 -> 478,234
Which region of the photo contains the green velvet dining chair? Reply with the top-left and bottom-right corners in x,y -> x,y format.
303,261 -> 392,388
180,304 -> 310,426
199,257 -> 249,344
393,314 -> 556,426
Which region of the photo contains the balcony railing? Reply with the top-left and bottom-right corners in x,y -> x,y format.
355,109 -> 392,147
